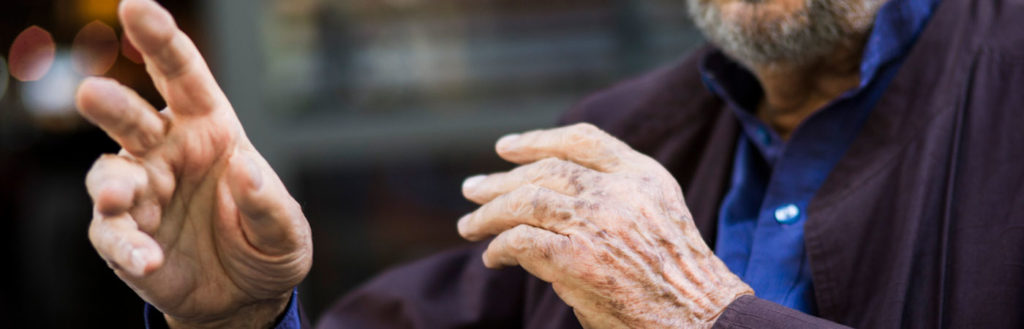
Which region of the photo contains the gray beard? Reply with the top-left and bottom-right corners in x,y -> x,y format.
687,0 -> 884,68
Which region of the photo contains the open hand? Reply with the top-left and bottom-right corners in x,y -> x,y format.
77,0 -> 311,327
460,123 -> 752,328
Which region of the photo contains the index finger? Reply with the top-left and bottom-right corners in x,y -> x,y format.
457,184 -> 580,241
119,0 -> 228,115
495,123 -> 636,172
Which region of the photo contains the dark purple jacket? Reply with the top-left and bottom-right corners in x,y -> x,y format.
315,0 -> 1024,327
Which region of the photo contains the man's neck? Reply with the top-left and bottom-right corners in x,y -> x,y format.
751,36 -> 867,139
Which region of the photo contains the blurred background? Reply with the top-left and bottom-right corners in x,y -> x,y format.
0,0 -> 704,326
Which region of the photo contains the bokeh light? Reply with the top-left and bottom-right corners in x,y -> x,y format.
0,56 -> 9,102
121,31 -> 144,64
21,51 -> 81,119
8,26 -> 57,82
74,0 -> 120,23
72,20 -> 119,76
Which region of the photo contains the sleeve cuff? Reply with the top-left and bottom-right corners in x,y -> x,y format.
712,295 -> 851,329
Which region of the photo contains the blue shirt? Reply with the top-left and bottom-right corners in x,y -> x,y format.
704,0 -> 941,314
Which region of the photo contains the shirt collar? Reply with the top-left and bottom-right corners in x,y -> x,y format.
859,0 -> 943,88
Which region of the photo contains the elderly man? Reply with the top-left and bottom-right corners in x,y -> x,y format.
77,0 -> 1024,327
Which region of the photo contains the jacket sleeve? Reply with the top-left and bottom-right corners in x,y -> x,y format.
712,295 -> 851,329
315,242 -> 536,329
144,289 -> 312,329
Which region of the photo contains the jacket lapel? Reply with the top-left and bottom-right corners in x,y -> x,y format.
804,0 -> 981,324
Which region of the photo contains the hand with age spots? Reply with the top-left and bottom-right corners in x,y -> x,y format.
77,0 -> 311,328
460,123 -> 753,329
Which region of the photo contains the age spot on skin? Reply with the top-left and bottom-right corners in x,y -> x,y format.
573,200 -> 588,211
568,173 -> 585,194
532,198 -> 550,219
605,299 -> 626,313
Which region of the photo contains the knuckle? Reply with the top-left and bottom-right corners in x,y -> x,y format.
552,235 -> 572,252
503,194 -> 532,218
490,232 -> 519,257
536,157 -> 561,168
136,124 -> 164,150
513,183 -> 542,198
576,123 -> 607,141
532,157 -> 564,177
157,34 -> 194,79
525,185 -> 549,203
509,226 -> 534,250
116,115 -> 141,137
564,129 -> 591,146
571,122 -> 600,134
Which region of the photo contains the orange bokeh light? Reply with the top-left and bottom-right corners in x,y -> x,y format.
8,26 -> 57,82
72,20 -> 120,76
75,0 -> 120,24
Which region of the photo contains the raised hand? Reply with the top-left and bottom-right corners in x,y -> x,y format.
460,123 -> 753,328
77,0 -> 311,327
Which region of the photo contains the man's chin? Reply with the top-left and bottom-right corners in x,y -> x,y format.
714,0 -> 807,27
688,0 -> 854,68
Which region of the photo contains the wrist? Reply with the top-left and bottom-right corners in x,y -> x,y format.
696,288 -> 754,329
685,256 -> 754,328
165,292 -> 292,329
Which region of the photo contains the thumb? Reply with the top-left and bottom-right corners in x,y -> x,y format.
226,149 -> 308,255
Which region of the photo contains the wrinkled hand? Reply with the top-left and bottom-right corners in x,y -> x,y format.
460,123 -> 753,328
77,0 -> 311,327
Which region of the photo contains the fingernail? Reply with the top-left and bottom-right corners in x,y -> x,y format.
496,133 -> 520,149
130,249 -> 147,274
462,175 -> 486,191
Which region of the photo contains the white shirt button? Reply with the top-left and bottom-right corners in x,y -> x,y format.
774,204 -> 800,224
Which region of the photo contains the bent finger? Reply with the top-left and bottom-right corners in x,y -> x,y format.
86,154 -> 148,216
226,149 -> 308,256
89,212 -> 164,277
458,185 -> 579,241
119,0 -> 228,115
482,224 -> 569,282
76,78 -> 166,155
495,123 -> 635,172
462,157 -> 599,204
